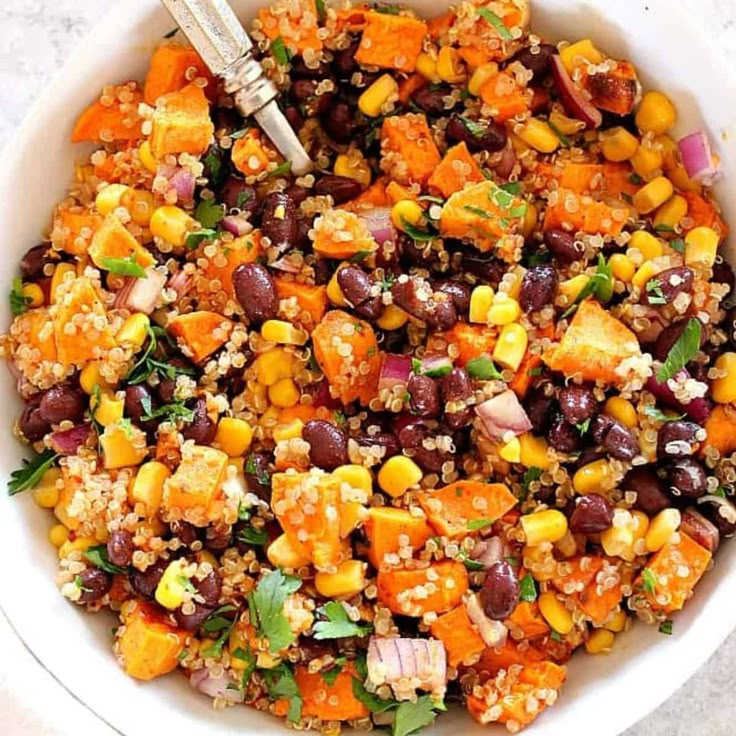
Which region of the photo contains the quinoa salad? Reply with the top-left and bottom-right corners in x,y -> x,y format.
4,0 -> 736,733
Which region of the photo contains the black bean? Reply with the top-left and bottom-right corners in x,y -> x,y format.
668,457 -> 707,500
212,106 -> 242,134
125,385 -> 154,425
174,603 -> 215,631
39,384 -> 86,425
154,358 -> 192,404
130,559 -> 168,599
436,281 -> 471,314
290,55 -> 331,79
699,498 -> 736,538
107,530 -> 134,567
182,397 -> 216,445
20,244 -> 52,281
284,105 -> 304,132
196,571 -> 222,607
712,260 -> 735,294
680,508 -> 720,552
441,367 -> 474,430
77,569 -> 112,603
220,177 -> 257,214
412,85 -> 455,116
524,386 -> 556,435
519,264 -> 558,312
397,423 -> 447,473
481,561 -> 520,620
543,229 -> 584,263
548,414 -> 582,453
260,192 -> 298,249
391,279 -> 457,330
322,101 -> 357,144
590,414 -> 614,444
285,185 -> 310,206
303,420 -> 349,470
338,266 -> 373,308
602,421 -> 639,460
657,420 -> 703,458
459,252 -> 506,286
170,520 -> 199,548
644,267 -> 694,306
558,385 -> 597,425
624,466 -> 670,515
292,79 -> 332,115
356,296 -> 385,320
354,431 -> 401,459
445,115 -> 507,153
244,452 -> 272,501
407,374 -> 440,417
507,43 -> 556,80
314,175 -> 363,205
18,398 -> 51,442
205,527 -> 232,551
569,494 -> 614,534
332,40 -> 360,79
233,263 -> 279,324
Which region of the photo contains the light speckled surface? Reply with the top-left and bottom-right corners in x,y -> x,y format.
1,0 -> 735,734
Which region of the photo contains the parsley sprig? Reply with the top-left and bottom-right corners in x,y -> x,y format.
99,254 -> 147,278
84,545 -> 129,574
125,325 -> 195,386
656,318 -> 701,383
313,601 -> 373,640
8,449 -> 59,496
562,254 -> 613,318
248,569 -> 301,653
10,277 -> 32,316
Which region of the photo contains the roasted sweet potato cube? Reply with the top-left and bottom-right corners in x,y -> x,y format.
231,130 -> 275,176
479,71 -> 531,122
428,142 -> 485,199
89,215 -> 155,271
11,309 -> 58,366
380,113 -> 441,186
702,404 -> 736,458
71,83 -> 144,143
543,189 -> 627,236
506,601 -> 550,639
274,278 -> 328,332
354,10 -> 428,73
167,311 -> 234,363
363,507 -> 433,569
55,209 -> 103,256
149,84 -> 214,159
201,232 -> 262,300
429,604 -> 486,667
580,60 -> 639,116
311,209 -> 378,260
296,664 -> 370,721
257,0 -> 323,54
144,44 -> 214,105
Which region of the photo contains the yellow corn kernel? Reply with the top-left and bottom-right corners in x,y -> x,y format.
80,362 -> 110,395
95,183 -> 132,216
116,313 -> 151,347
573,459 -> 611,495
585,628 -> 615,654
601,509 -> 649,561
138,140 -> 158,173
92,392 -> 124,427
644,508 -> 682,553
256,347 -> 295,386
653,194 -> 688,231
32,467 -> 62,509
630,144 -> 664,179
605,610 -> 628,633
604,396 -> 638,428
493,323 -> 528,373
518,433 -> 551,470
358,74 -> 399,117
560,39 -> 604,73
488,293 -> 521,326
267,533 -> 311,568
273,419 -> 304,443
333,464 -> 373,494
416,52 -> 441,83
261,319 -> 308,346
549,109 -> 585,136
49,524 -> 69,548
509,132 -> 530,156
101,425 -> 147,470
50,263 -> 76,302
376,304 -> 409,330
155,559 -> 189,610
559,274 -> 590,302
121,188 -> 157,227
684,226 -> 719,268
538,591 -> 574,635
636,91 -> 676,135
327,265 -> 349,307
599,126 -> 639,162
521,202 -> 538,239
269,378 -> 300,408
469,285 -> 495,324
315,560 -> 368,598
150,205 -> 195,247
129,460 -> 170,513
334,150 -> 372,188
215,417 -> 254,457
58,535 -> 96,559
498,436 -> 521,463
609,254 -> 635,283
633,176 -> 674,215
712,352 -> 736,403
22,282 -> 44,308
667,162 -> 701,193
228,628 -> 252,671
655,134 -> 679,170
517,118 -> 560,154
378,455 -> 423,498
506,265 -> 526,300
632,260 -> 660,290
436,46 -> 466,83
468,62 -> 499,96
629,230 -> 663,262
521,509 -> 568,546
391,199 -> 424,231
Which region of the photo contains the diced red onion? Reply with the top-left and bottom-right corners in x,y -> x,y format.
50,424 -> 93,455
367,637 -> 446,697
471,536 -> 504,568
167,270 -> 192,300
221,215 -> 252,237
168,168 -> 197,202
361,207 -> 396,246
645,370 -> 712,423
420,354 -> 453,378
190,669 -> 244,703
311,379 -> 341,410
465,594 -> 508,648
115,267 -> 167,314
680,508 -> 720,552
551,55 -> 602,129
679,131 -> 721,185
475,390 -> 532,441
378,354 -> 412,394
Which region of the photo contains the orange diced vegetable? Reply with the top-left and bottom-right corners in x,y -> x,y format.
429,604 -> 486,667
341,179 -> 390,212
418,481 -> 517,539
363,507 -> 433,569
508,323 -> 554,398
551,556 -> 623,624
506,601 -> 550,639
640,532 -> 712,613
398,74 -> 427,105
201,232 -> 262,300
231,129 -> 275,176
56,209 -> 103,256
580,60 -> 638,116
472,638 -> 545,679
149,84 -> 214,159
89,214 -> 155,270
427,11 -> 455,41
428,143 -> 485,199
682,191 -> 728,238
433,322 -> 498,366
355,11 -> 428,73
377,561 -> 468,616
543,189 -> 627,235
702,404 -> 736,458
143,44 -> 214,105
275,278 -> 328,332
167,311 -> 234,363
543,299 -> 642,385
71,83 -> 143,143
312,310 -> 381,406
541,162 -> 639,199
296,664 -> 370,721
479,72 -> 530,122
12,309 -> 58,365
312,210 -> 378,260
386,181 -> 418,205
380,113 -> 441,186
258,0 -> 323,54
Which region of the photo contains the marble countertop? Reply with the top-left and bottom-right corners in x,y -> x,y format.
1,1 -> 735,734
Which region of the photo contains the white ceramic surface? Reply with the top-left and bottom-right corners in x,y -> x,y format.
1,1 -> 736,735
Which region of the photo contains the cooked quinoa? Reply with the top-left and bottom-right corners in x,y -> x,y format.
4,0 -> 736,733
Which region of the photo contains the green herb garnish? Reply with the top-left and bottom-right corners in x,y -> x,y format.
645,278 -> 667,305
269,161 -> 293,178
576,417 -> 591,435
83,545 -> 129,575
315,0 -> 327,20
562,254 -> 613,318
140,396 -> 195,424
400,217 -> 439,242
642,406 -> 685,422
351,677 -> 398,713
548,120 -> 572,147
203,148 -> 225,189
245,454 -> 271,487
8,449 -> 59,496
194,198 -> 225,229
629,173 -> 643,185
519,572 -> 537,602
520,467 -> 542,501
393,696 -> 446,736
185,228 -> 218,250
654,223 -> 675,233
549,630 -> 564,642
466,356 -> 504,380
500,181 -> 522,195
271,37 -> 291,65
201,605 -> 238,658
99,255 -> 147,278
262,664 -> 303,722
163,27 -> 179,38
467,518 -> 495,532
656,318 -> 701,383
463,205 -> 492,219
10,277 -> 31,316
375,4 -> 402,15
349,250 -> 373,263
321,658 -> 346,686
477,7 -> 513,40
125,324 -> 196,386
238,525 -> 269,546
658,619 -> 673,636
248,569 -> 301,653
313,601 -> 373,640
232,646 -> 257,689
642,568 -> 657,596
670,239 -> 685,254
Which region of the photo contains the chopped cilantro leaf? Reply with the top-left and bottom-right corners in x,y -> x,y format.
10,277 -> 32,316
8,449 -> 59,496
313,601 -> 373,640
248,569 -> 302,653
466,356 -> 504,380
477,7 -> 513,40
642,568 -> 657,596
519,572 -> 537,602
656,318 -> 701,382
194,198 -> 225,229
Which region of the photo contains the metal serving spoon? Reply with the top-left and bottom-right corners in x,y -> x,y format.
160,0 -> 313,175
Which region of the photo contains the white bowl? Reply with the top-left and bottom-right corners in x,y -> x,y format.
1,1 -> 735,734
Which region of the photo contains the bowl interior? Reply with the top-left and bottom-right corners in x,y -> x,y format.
1,1 -> 735,735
